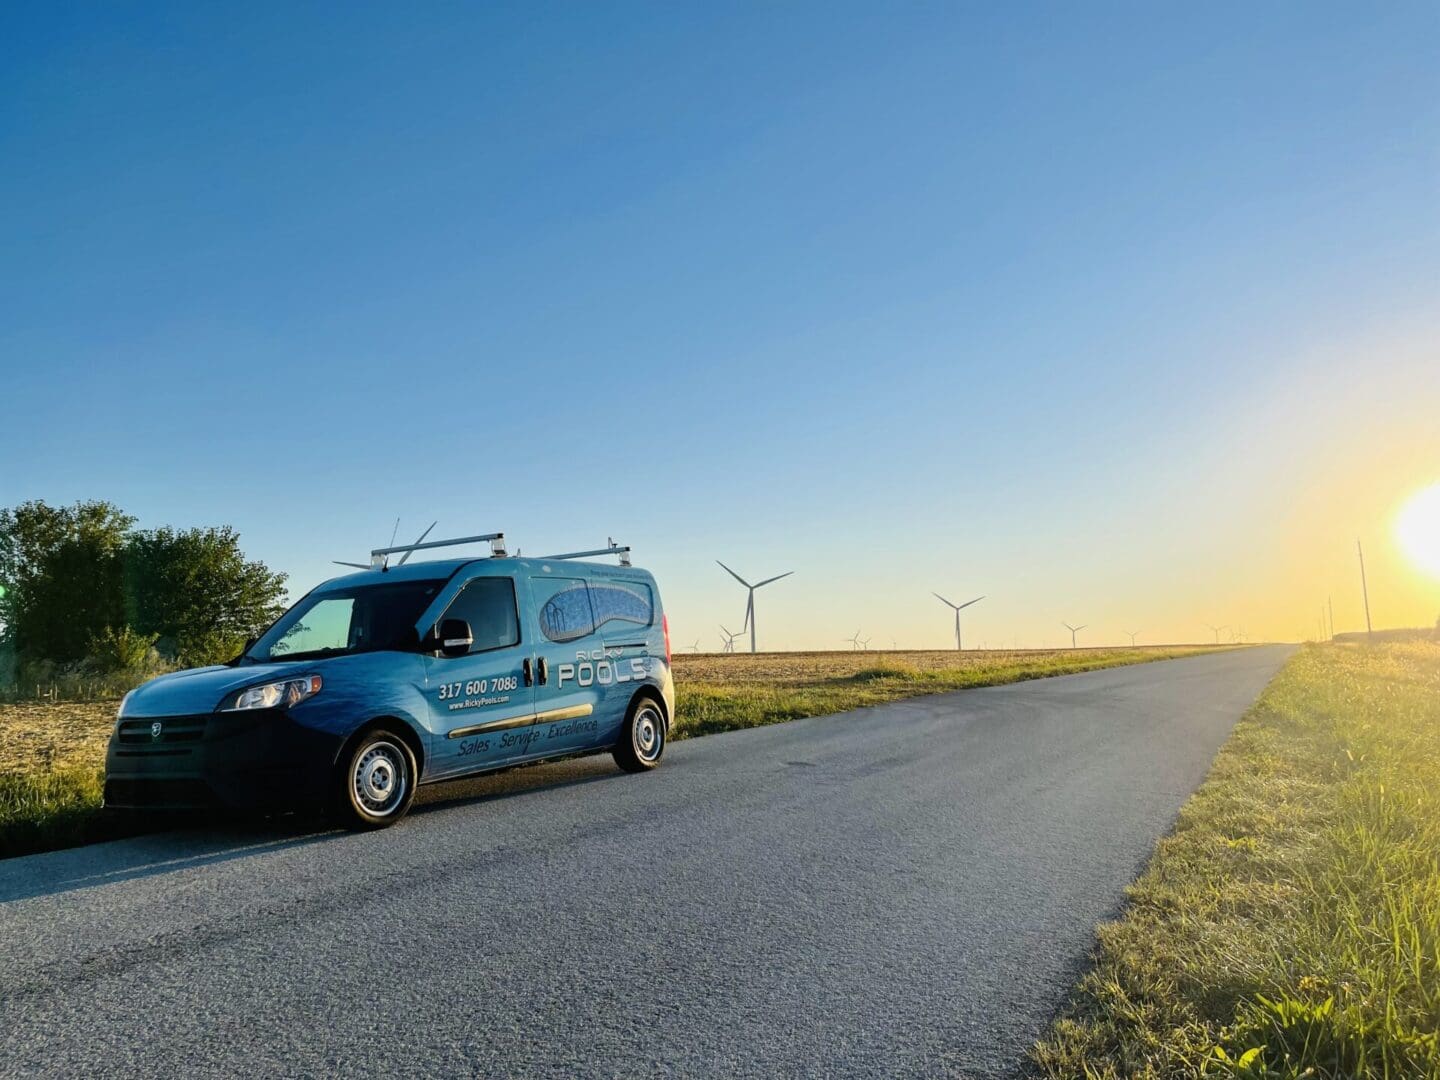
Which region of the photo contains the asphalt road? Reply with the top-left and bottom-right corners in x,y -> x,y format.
0,646 -> 1291,1079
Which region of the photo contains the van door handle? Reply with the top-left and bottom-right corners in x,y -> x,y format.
522,658 -> 534,687
537,657 -> 549,685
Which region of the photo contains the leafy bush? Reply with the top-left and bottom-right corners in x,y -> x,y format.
87,625 -> 161,673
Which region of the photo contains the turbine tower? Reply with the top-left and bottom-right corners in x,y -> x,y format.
933,593 -> 985,650
1205,623 -> 1228,645
717,561 -> 794,654
1063,622 -> 1087,648
1126,630 -> 1140,647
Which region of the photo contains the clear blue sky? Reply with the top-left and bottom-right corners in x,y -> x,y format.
3,3 -> 1438,649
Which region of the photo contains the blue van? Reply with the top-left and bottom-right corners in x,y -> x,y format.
105,535 -> 674,828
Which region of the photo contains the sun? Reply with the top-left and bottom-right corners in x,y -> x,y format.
1396,483 -> 1440,580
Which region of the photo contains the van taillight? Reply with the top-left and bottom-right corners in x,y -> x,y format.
662,614 -> 671,663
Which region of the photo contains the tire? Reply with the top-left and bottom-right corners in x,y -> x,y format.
334,728 -> 417,829
613,695 -> 666,773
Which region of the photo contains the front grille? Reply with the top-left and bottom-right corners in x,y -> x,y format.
116,716 -> 207,750
104,778 -> 215,809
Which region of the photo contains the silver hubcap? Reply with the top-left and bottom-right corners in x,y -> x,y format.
634,706 -> 663,762
353,740 -> 408,816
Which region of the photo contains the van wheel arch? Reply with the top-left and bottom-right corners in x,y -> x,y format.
337,717 -> 426,779
614,690 -> 667,773
628,687 -> 668,732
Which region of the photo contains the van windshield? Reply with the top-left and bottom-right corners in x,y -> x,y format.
245,580 -> 446,663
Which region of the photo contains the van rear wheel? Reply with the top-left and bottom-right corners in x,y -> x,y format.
614,695 -> 666,773
335,729 -> 417,829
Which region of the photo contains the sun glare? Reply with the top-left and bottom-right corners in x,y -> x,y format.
1396,484 -> 1440,580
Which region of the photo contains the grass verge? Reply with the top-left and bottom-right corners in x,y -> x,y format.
671,647 -> 1221,739
0,646 -> 1223,861
1032,642 -> 1440,1079
0,765 -> 109,861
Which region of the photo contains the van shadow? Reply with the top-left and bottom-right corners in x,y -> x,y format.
0,756 -> 621,905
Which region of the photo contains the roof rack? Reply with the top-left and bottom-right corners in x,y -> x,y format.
369,532 -> 506,568
541,538 -> 632,567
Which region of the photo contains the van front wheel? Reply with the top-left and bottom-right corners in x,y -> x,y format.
614,696 -> 666,773
335,729 -> 417,829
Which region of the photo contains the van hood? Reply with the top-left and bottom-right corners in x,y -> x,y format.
124,661 -> 318,717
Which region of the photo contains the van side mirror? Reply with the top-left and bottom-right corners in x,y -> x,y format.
436,618 -> 473,658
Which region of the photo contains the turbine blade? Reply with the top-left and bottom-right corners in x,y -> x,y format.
716,560 -> 752,588
957,595 -> 985,610
933,592 -> 959,609
395,521 -> 438,566
753,571 -> 794,589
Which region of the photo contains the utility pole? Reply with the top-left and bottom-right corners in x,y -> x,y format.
1357,538 -> 1373,641
1327,595 -> 1334,641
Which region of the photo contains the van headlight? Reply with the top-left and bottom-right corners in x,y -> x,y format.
221,675 -> 323,712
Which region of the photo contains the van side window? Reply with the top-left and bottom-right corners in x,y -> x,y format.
589,582 -> 653,632
534,578 -> 596,643
443,578 -> 520,653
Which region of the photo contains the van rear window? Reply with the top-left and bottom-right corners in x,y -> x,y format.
534,578 -> 654,643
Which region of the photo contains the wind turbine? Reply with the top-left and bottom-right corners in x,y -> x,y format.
717,562 -> 794,653
1126,630 -> 1140,646
859,636 -> 871,651
933,593 -> 984,650
719,626 -> 741,654
1063,622 -> 1087,648
687,639 -> 701,653
334,520 -> 435,570
1205,623 -> 1228,645
845,630 -> 863,651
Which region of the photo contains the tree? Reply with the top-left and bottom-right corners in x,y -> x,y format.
0,500 -> 288,670
0,500 -> 134,662
123,526 -> 287,666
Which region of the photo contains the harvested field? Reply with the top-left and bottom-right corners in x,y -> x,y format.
669,646 -> 1228,739
671,646 -> 1217,685
0,699 -> 119,774
0,646 -> 1229,859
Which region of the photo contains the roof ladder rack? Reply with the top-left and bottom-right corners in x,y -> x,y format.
541,538 -> 632,567
370,532 -> 507,568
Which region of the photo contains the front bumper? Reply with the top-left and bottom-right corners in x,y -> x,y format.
104,709 -> 344,811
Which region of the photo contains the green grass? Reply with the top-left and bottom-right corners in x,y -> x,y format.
0,764 -> 109,860
1033,642 -> 1440,1079
671,648 -> 1217,739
